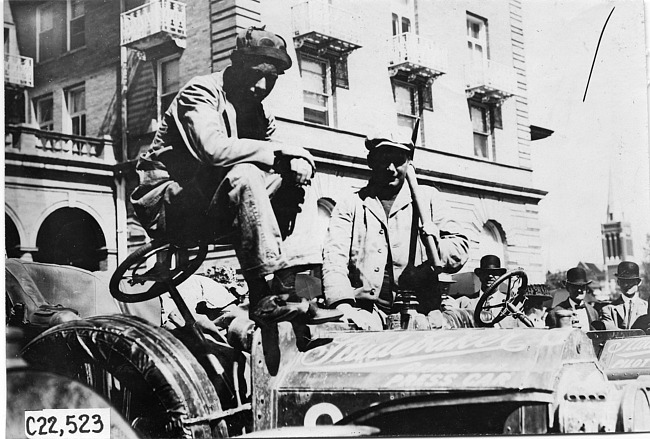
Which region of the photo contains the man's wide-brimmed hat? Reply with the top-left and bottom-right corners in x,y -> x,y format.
231,26 -> 292,72
365,132 -> 415,156
565,267 -> 592,286
524,284 -> 552,300
474,255 -> 507,276
615,261 -> 641,280
437,273 -> 456,284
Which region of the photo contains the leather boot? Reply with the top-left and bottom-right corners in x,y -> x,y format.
250,295 -> 302,326
272,268 -> 343,324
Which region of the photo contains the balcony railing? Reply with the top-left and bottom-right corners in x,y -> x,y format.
5,125 -> 115,164
4,54 -> 33,87
465,59 -> 517,100
291,0 -> 361,55
388,33 -> 447,79
121,0 -> 186,50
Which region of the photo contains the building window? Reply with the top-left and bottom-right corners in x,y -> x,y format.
158,56 -> 180,119
478,220 -> 506,265
300,55 -> 331,126
37,3 -> 55,62
466,13 -> 488,64
66,85 -> 86,135
469,101 -> 494,160
401,17 -> 411,34
68,0 -> 85,51
392,13 -> 411,36
4,27 -> 10,54
35,95 -> 54,131
392,80 -> 418,141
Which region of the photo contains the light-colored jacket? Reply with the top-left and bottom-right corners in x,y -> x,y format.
600,295 -> 648,330
323,182 -> 469,306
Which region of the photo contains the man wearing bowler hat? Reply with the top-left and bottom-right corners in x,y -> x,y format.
322,132 -> 469,330
546,266 -> 600,330
457,255 -> 506,308
600,261 -> 647,330
131,26 -> 341,327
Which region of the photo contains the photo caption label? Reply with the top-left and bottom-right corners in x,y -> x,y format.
25,408 -> 110,439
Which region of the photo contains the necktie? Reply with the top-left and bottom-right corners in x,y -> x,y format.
626,300 -> 633,329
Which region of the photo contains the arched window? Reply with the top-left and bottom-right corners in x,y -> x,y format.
478,220 -> 506,263
316,198 -> 336,246
35,207 -> 107,271
5,214 -> 21,259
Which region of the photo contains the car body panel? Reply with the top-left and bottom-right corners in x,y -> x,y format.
251,324 -> 619,434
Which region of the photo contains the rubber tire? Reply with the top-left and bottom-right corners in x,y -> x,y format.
7,367 -> 140,439
109,241 -> 209,303
22,315 -> 229,439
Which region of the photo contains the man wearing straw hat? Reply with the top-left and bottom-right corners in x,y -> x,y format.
513,285 -> 553,328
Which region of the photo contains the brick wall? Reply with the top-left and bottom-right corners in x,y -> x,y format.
210,0 -> 262,72
22,1 -> 121,86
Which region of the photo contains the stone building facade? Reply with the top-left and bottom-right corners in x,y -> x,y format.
5,0 -> 548,285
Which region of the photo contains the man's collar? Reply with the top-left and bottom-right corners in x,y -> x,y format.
569,297 -> 584,309
621,292 -> 637,301
360,183 -> 412,218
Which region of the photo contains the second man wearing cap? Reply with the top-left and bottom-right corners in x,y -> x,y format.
322,133 -> 469,330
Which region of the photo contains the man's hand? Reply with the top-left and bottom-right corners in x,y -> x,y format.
440,294 -> 458,311
274,144 -> 316,184
286,158 -> 313,185
398,262 -> 437,290
336,303 -> 383,331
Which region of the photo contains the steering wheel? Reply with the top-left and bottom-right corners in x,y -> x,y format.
474,269 -> 533,328
110,240 -> 209,303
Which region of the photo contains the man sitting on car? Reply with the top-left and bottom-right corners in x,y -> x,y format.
322,132 -> 469,330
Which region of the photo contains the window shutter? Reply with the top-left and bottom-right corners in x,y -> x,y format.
492,104 -> 503,129
333,56 -> 349,90
422,84 -> 433,111
70,16 -> 85,50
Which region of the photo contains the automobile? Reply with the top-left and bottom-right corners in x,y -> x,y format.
6,256 -> 650,437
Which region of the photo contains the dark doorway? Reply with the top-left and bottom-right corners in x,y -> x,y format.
6,214 -> 21,258
35,208 -> 107,271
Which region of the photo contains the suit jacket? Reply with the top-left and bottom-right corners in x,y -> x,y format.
632,314 -> 650,334
546,298 -> 600,330
322,182 -> 469,307
600,295 -> 648,330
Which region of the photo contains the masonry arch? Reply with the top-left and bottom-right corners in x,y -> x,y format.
315,197 -> 336,246
478,220 -> 507,265
35,207 -> 107,272
6,214 -> 22,258
35,200 -> 111,243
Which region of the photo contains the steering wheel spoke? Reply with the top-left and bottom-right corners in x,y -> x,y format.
474,269 -> 530,327
110,241 -> 209,303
